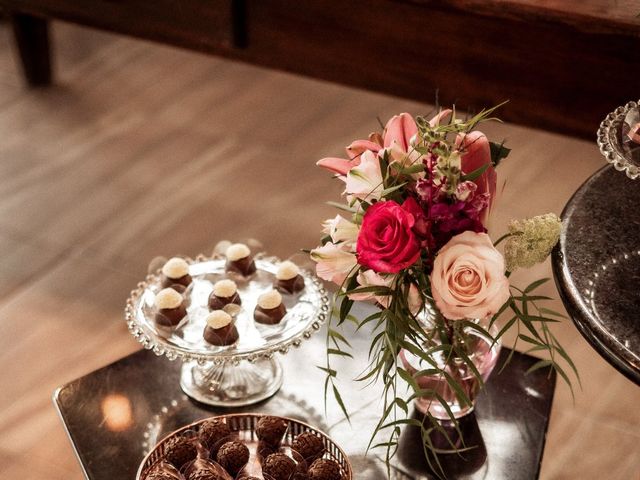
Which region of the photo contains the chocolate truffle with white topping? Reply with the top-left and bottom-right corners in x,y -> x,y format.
254,290 -> 287,325
275,261 -> 305,294
225,243 -> 257,277
155,287 -> 187,327
203,311 -> 239,346
161,257 -> 192,288
208,279 -> 242,310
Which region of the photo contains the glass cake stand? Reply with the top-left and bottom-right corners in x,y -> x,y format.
125,254 -> 330,407
597,99 -> 640,180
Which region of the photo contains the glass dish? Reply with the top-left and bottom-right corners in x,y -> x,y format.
597,99 -> 640,180
126,254 -> 330,406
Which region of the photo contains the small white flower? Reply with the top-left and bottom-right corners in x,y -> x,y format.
504,213 -> 562,271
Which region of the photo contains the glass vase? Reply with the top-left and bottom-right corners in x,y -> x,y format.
399,317 -> 501,420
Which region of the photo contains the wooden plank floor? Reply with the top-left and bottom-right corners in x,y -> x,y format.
0,22 -> 638,480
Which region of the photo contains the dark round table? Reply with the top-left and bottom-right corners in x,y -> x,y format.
552,165 -> 640,385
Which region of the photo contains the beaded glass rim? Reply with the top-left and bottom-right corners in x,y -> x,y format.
597,99 -> 640,180
125,253 -> 330,364
136,413 -> 353,480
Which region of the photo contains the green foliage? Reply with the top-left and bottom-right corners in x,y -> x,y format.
321,274 -> 578,477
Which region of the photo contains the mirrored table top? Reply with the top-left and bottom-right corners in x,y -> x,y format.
54,308 -> 556,480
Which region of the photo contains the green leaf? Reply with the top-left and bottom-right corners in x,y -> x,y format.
326,201 -> 355,213
489,141 -> 511,167
518,333 -> 544,346
551,341 -> 582,389
327,328 -> 352,348
317,366 -> 336,377
343,285 -> 393,296
461,162 -> 490,181
380,183 -> 407,198
524,278 -> 550,293
526,359 -> 553,375
512,295 -> 552,302
539,307 -> 568,319
394,163 -> 426,175
332,384 -> 350,421
327,348 -> 353,358
397,367 -> 420,392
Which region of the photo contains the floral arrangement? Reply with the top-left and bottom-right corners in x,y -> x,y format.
309,107 -> 577,472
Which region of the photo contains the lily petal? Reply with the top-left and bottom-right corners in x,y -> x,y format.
383,113 -> 418,150
346,140 -> 382,159
317,157 -> 356,176
429,109 -> 452,127
456,131 -> 497,220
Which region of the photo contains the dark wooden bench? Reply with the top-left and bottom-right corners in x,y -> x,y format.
2,0 -> 639,139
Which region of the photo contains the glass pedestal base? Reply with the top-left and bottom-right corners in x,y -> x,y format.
180,358 -> 283,407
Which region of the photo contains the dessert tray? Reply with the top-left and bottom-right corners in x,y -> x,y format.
137,413 -> 352,480
126,252 -> 330,406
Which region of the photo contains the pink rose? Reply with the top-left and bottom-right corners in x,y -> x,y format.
356,200 -> 421,273
430,231 -> 510,320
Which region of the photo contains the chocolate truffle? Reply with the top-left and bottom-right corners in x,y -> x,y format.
225,243 -> 257,276
275,261 -> 305,294
292,432 -> 325,464
145,472 -> 181,480
199,418 -> 232,456
308,459 -> 341,480
163,435 -> 198,470
155,287 -> 187,327
208,279 -> 242,310
216,441 -> 249,477
255,416 -> 288,447
144,461 -> 183,480
203,311 -> 239,346
185,459 -> 224,480
257,440 -> 280,459
262,453 -> 297,480
161,257 -> 192,288
254,290 -> 287,325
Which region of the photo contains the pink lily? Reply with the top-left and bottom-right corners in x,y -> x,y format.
317,110 -> 453,176
456,131 -> 497,221
383,113 -> 418,150
316,134 -> 383,176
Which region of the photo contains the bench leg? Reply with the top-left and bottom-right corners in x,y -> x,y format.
11,14 -> 52,87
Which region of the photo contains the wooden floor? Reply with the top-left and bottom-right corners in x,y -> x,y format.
0,22 -> 638,480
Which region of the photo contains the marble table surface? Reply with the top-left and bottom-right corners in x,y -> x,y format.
54,306 -> 556,480
553,165 -> 640,385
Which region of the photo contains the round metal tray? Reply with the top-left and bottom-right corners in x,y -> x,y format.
137,413 -> 352,480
